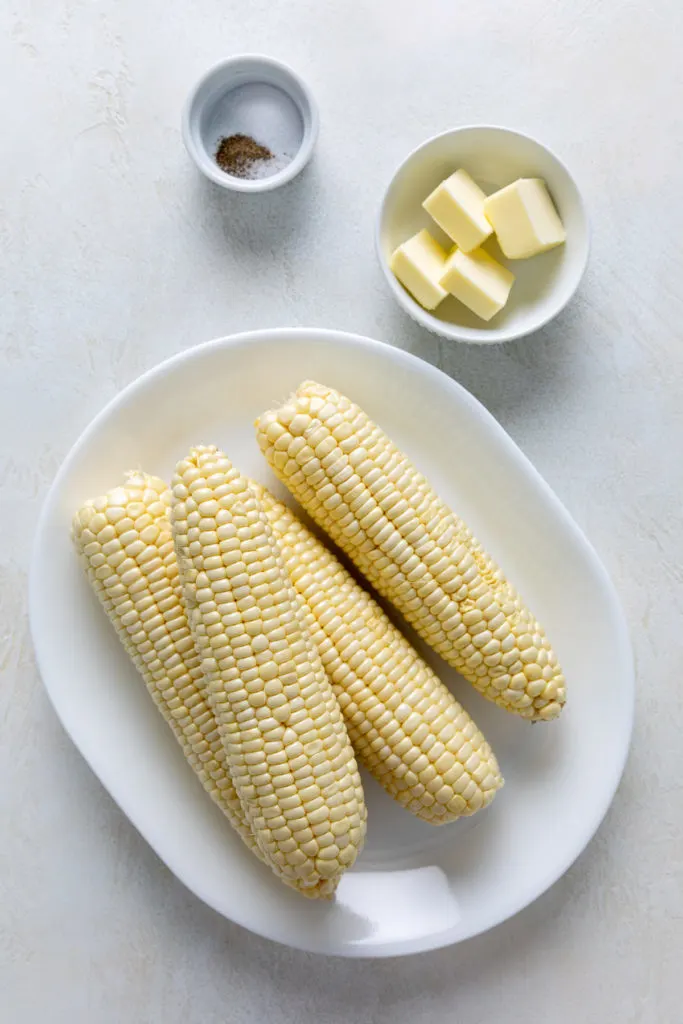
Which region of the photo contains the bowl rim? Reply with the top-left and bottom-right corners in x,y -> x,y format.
181,54 -> 319,194
375,124 -> 591,344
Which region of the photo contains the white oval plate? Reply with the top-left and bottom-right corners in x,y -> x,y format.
30,329 -> 633,957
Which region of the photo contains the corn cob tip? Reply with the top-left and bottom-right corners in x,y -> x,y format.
71,472 -> 168,545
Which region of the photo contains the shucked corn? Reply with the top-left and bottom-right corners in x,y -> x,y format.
256,382 -> 566,721
171,446 -> 366,898
254,484 -> 503,822
71,472 -> 263,859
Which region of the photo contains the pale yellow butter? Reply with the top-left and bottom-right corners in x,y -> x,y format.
422,169 -> 493,253
440,247 -> 515,321
484,178 -> 566,259
389,229 -> 448,310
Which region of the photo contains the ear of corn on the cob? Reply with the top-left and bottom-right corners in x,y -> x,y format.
255,382 -> 566,721
254,483 -> 504,822
71,472 -> 263,860
170,446 -> 366,898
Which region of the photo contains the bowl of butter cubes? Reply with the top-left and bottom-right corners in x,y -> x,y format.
376,125 -> 590,343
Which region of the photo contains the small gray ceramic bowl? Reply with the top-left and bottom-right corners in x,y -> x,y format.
377,125 -> 590,343
182,55 -> 319,193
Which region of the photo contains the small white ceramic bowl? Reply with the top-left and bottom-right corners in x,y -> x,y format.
376,126 -> 590,343
182,55 -> 319,193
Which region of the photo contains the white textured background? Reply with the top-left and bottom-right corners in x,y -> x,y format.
1,1 -> 682,1020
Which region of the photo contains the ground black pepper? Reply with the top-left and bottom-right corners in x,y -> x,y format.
215,134 -> 274,178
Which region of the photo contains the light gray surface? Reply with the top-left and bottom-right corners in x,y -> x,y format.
1,0 -> 681,1020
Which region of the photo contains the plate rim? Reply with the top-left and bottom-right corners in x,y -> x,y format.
29,327 -> 634,957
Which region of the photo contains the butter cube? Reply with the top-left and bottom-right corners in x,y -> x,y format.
440,247 -> 514,321
422,170 -> 493,253
484,178 -> 566,259
389,229 -> 448,310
